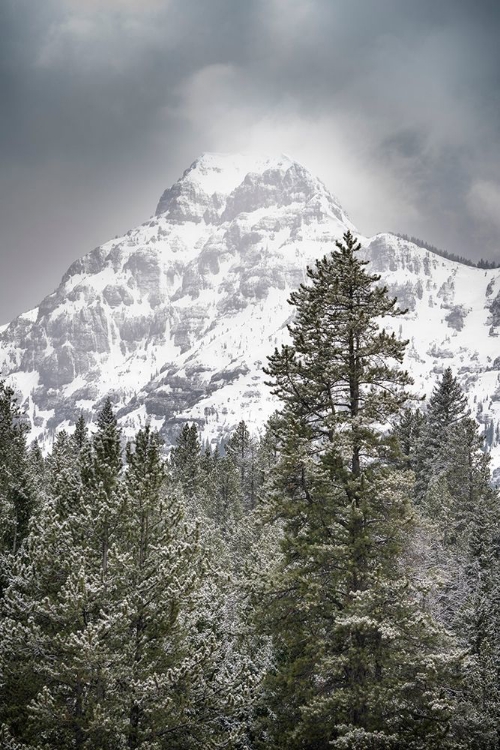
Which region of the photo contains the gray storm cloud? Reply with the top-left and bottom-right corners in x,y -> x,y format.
1,0 -> 500,321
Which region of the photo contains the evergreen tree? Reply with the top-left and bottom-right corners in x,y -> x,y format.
170,424 -> 203,511
444,417 -> 494,547
72,413 -> 88,451
428,367 -> 469,424
455,490 -> 500,749
92,397 -> 122,488
0,450 -> 100,748
169,424 -> 246,534
81,398 -> 124,581
256,231 -> 458,748
415,368 -> 469,505
103,426 -> 256,748
226,421 -> 258,510
27,440 -> 45,484
45,430 -> 83,518
416,379 -> 500,746
0,380 -> 35,556
393,407 -> 425,470
0,419 -> 258,749
199,447 -> 242,529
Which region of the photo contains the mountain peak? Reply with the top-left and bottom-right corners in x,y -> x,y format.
155,151 -> 351,228
186,151 -> 304,187
184,152 -> 298,195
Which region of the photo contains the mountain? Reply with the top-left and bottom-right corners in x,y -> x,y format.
2,153 -> 500,472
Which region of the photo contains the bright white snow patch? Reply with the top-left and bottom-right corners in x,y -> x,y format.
19,307 -> 38,323
184,152 -> 297,196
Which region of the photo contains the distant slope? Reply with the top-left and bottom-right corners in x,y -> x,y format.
392,232 -> 500,269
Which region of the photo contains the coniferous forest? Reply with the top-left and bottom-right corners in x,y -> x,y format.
2,232 -> 500,749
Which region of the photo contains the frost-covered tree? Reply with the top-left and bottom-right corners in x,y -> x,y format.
226,421 -> 259,510
392,407 -> 425,470
80,398 -> 125,582
455,491 -> 500,749
256,231 -> 459,749
72,413 -> 88,451
170,427 -> 246,540
0,409 -> 113,748
0,380 -> 35,557
45,430 -> 83,518
0,451 -> 101,748
169,423 -> 204,512
96,425 -> 255,748
414,367 -> 469,506
207,451 -> 244,531
0,418 -> 260,748
421,388 -> 500,746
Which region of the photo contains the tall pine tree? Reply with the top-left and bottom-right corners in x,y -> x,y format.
256,231 -> 459,749
226,421 -> 259,511
0,380 -> 35,557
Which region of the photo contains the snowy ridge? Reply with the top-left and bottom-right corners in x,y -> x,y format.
1,153 -> 500,472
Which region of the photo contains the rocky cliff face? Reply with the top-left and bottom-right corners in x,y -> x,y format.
2,153 -> 500,471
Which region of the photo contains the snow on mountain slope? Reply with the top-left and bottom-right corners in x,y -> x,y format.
1,153 -> 500,471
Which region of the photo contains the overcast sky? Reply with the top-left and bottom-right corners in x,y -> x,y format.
1,0 -> 500,322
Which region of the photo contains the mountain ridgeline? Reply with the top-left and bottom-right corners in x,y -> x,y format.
392,232 -> 500,269
1,153 -> 500,474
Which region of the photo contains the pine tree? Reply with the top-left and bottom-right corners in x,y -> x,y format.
445,417 -> 493,547
169,423 -> 203,512
102,426 -> 256,748
415,367 -> 469,505
45,430 -> 83,518
0,380 -> 35,556
256,231 -> 459,748
81,398 -> 124,582
204,450 -> 243,530
412,374 -> 494,574
0,447 -> 101,748
226,421 -> 259,510
393,407 -> 425,470
0,419 -> 259,748
93,397 -> 122,487
418,382 -> 500,746
72,413 -> 88,451
455,493 -> 500,749
427,367 -> 468,424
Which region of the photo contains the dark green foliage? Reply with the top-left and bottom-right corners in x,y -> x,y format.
208,452 -> 243,530
456,486 -> 500,748
93,397 -> 122,487
410,370 -> 500,746
392,407 -> 425,470
170,423 -> 203,506
73,413 -> 88,451
79,399 -> 124,583
414,367 -> 469,507
414,369 -> 471,520
257,232 -> 458,748
0,380 -> 35,556
426,367 -> 469,425
0,417 -> 256,748
170,424 -> 247,533
226,421 -> 259,510
45,430 -> 83,518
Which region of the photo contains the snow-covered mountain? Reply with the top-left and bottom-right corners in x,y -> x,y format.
2,153 -> 500,469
